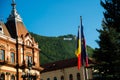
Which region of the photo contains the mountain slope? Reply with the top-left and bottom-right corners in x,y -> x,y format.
30,32 -> 94,65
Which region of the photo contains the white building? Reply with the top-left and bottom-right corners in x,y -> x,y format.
41,58 -> 93,80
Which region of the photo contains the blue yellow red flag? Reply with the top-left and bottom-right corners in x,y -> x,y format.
75,26 -> 81,69
75,16 -> 88,70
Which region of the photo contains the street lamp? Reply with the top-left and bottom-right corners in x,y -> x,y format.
22,59 -> 37,80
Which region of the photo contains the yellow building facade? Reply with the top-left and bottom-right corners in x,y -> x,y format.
0,0 -> 43,80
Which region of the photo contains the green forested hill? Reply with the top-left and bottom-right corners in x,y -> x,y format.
30,32 -> 94,65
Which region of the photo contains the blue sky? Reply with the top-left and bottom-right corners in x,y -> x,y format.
0,0 -> 104,48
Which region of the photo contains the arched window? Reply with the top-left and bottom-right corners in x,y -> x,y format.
0,49 -> 5,60
11,75 -> 15,80
69,74 -> 73,80
47,78 -> 50,80
1,73 -> 5,80
54,77 -> 57,80
77,73 -> 81,80
61,76 -> 64,80
11,52 -> 15,63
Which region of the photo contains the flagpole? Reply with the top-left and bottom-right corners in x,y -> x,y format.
80,16 -> 87,80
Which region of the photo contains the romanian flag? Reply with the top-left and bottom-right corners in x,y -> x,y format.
75,17 -> 88,70
75,26 -> 81,70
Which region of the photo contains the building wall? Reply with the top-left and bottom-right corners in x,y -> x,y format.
0,33 -> 41,80
0,0 -> 42,79
41,66 -> 93,80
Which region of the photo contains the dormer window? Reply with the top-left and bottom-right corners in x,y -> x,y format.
25,40 -> 32,46
0,24 -> 4,34
0,27 -> 2,30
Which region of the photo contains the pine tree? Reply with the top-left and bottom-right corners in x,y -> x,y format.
93,0 -> 120,79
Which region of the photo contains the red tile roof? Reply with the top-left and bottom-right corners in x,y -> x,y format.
41,58 -> 94,73
0,22 -> 11,37
5,20 -> 29,38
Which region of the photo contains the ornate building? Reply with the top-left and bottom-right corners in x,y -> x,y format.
0,0 -> 43,80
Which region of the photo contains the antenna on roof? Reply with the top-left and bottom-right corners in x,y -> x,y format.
11,0 -> 16,9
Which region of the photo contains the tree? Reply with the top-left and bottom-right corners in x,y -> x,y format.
93,0 -> 120,79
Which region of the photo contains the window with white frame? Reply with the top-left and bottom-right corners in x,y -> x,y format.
11,52 -> 15,63
0,49 -> 5,61
26,56 -> 32,66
